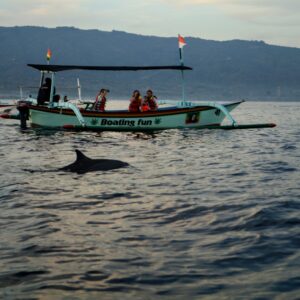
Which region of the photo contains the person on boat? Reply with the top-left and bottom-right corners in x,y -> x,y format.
143,89 -> 158,111
53,94 -> 60,103
129,90 -> 142,112
37,77 -> 54,105
93,88 -> 109,112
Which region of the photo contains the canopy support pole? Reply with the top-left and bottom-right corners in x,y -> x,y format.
77,78 -> 82,102
49,72 -> 55,107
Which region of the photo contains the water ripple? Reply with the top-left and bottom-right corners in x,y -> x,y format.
0,101 -> 300,299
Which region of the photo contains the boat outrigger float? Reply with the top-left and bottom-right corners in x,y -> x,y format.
1,63 -> 275,131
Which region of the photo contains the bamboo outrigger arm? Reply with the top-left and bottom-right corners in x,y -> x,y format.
158,100 -> 239,126
206,102 -> 238,126
53,102 -> 86,127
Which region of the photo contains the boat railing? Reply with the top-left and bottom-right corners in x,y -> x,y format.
158,100 -> 195,107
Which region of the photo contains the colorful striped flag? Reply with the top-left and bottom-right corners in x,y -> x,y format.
46,49 -> 52,61
178,34 -> 186,48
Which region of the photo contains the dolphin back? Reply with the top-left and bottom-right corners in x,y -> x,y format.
75,149 -> 90,162
60,149 -> 129,174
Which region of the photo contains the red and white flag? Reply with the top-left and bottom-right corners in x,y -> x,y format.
178,34 -> 186,48
46,48 -> 52,61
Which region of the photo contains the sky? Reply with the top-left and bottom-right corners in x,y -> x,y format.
0,0 -> 299,48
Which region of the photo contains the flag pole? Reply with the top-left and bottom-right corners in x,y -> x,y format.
178,34 -> 186,103
46,49 -> 55,106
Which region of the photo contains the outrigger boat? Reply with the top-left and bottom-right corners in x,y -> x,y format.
1,63 -> 275,131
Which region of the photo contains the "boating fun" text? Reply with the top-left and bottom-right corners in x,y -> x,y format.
100,119 -> 153,127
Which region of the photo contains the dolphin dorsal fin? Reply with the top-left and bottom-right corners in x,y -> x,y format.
75,149 -> 89,161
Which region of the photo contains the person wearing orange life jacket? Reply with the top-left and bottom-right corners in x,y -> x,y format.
93,88 -> 109,112
129,90 -> 142,112
141,98 -> 150,112
143,89 -> 158,111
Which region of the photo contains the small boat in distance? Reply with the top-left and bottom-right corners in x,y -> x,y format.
1,63 -> 276,131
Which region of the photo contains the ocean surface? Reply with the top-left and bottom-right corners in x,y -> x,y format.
0,101 -> 299,300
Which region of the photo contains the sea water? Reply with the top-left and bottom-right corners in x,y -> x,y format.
0,101 -> 299,299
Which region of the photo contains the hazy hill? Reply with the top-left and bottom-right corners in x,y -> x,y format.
1,26 -> 300,101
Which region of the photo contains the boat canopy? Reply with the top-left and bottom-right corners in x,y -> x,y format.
28,64 -> 193,72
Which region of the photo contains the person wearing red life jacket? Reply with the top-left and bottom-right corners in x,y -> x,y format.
129,90 -> 142,112
143,89 -> 158,111
93,88 -> 109,112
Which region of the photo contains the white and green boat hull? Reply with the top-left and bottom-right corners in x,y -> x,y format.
28,101 -> 242,131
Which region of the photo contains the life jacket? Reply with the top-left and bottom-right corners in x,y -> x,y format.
141,102 -> 150,112
94,95 -> 106,111
145,96 -> 158,111
129,97 -> 142,112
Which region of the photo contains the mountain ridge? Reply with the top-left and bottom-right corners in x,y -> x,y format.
1,26 -> 300,101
